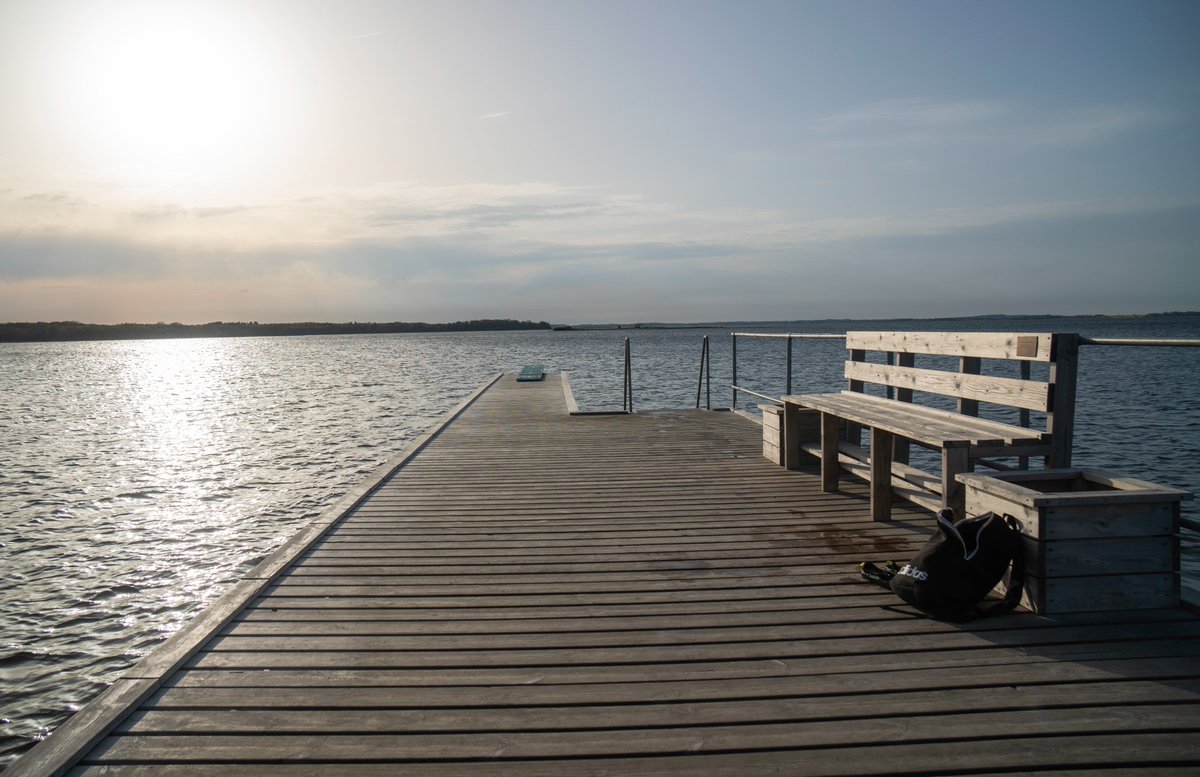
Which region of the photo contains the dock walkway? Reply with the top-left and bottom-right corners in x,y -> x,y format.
15,373 -> 1200,775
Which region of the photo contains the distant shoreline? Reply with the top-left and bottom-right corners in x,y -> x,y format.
0,319 -> 552,344
1,311 -> 1195,343
568,311 -> 1199,331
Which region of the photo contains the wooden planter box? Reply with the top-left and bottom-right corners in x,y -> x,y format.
957,468 -> 1192,614
762,405 -> 783,465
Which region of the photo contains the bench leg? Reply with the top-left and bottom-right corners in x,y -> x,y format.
870,427 -> 893,522
820,412 -> 840,493
941,447 -> 971,517
782,402 -> 801,470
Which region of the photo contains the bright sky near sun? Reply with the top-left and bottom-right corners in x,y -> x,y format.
1,0 -> 1197,324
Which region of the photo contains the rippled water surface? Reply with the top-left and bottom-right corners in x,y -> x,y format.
2,318 -> 1198,768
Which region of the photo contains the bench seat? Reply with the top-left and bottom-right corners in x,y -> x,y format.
785,391 -> 1050,450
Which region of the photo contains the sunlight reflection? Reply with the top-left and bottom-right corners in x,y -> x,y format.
117,339 -> 248,536
127,340 -> 226,462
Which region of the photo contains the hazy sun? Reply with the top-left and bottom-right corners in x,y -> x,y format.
55,1 -> 284,184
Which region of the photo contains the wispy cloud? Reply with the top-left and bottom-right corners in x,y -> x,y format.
763,198 -> 1197,246
2,181 -> 1196,323
21,190 -> 89,210
130,203 -> 253,221
815,98 -> 1166,151
821,98 -> 1008,131
1011,105 -> 1166,148
479,111 -> 512,120
4,179 -> 1194,280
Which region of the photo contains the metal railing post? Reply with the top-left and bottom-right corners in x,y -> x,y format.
731,334 -> 738,410
695,335 -> 710,409
785,336 -> 793,396
623,337 -> 633,412
706,335 -> 711,410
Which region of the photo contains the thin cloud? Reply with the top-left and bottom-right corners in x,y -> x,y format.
766,198 -> 1198,246
815,98 -> 1165,151
1012,105 -> 1166,148
820,98 -> 1007,130
128,203 -> 252,221
21,191 -> 88,209
479,111 -> 512,120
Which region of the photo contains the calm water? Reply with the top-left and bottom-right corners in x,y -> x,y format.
2,317 -> 1199,768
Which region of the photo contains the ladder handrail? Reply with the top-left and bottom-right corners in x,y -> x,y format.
695,335 -> 711,409
622,337 -> 633,413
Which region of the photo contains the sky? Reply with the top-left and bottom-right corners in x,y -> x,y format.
1,0 -> 1197,325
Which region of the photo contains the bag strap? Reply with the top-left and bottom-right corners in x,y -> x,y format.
859,560 -> 897,588
965,515 -> 1026,620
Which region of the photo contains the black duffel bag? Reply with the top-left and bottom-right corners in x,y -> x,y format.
862,508 -> 1026,620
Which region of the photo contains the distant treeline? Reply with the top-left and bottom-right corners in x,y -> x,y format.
0,319 -> 552,343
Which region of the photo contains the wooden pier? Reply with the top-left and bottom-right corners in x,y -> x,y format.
14,373 -> 1200,776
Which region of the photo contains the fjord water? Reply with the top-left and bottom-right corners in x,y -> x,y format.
2,316 -> 1199,767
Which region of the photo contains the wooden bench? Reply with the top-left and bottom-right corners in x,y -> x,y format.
781,331 -> 1079,521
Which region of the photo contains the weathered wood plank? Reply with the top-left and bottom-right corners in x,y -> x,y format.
188,620 -> 1200,669
68,758 -> 1200,777
120,679 -> 1200,734
165,644 -> 1200,689
67,734 -> 1200,776
846,331 -> 1055,362
843,361 -> 1052,411
787,391 -> 1048,447
83,706 -> 1200,762
205,614 -> 1200,654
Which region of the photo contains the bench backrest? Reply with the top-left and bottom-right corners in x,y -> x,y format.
843,331 -> 1079,466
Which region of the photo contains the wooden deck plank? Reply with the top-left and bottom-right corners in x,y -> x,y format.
81,706 -> 1200,761
15,372 -> 1200,776
68,761 -> 1200,777
120,680 -> 1200,734
200,619 -> 1200,653
163,650 -> 1200,691
67,734 -> 1200,776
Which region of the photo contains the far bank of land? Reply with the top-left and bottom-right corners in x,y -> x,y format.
0,319 -> 552,343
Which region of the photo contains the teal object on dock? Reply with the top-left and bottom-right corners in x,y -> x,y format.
517,364 -> 546,381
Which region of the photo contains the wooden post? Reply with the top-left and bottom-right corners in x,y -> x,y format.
783,401 -> 802,470
1019,359 -> 1031,470
845,348 -> 866,446
894,352 -> 914,465
958,356 -> 981,416
820,412 -> 840,493
941,446 -> 970,516
870,427 -> 893,521
1047,333 -> 1079,468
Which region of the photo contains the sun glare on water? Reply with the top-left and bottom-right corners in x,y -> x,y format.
54,1 -> 287,186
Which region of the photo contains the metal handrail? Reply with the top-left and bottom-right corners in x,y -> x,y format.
730,331 -> 1200,408
730,332 -> 843,408
730,385 -> 781,405
731,333 -> 846,339
1081,337 -> 1200,347
695,335 -> 711,409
